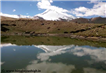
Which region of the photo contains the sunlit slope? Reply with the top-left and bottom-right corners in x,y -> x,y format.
1,19 -> 106,37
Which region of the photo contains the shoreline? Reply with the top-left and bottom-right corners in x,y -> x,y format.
1,33 -> 106,42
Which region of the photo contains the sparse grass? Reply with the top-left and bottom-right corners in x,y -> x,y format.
1,20 -> 104,35
75,25 -> 106,37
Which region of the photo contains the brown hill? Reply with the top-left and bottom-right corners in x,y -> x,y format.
1,16 -> 18,21
70,18 -> 89,23
90,17 -> 106,23
70,17 -> 106,23
1,17 -> 105,37
1,16 -> 106,39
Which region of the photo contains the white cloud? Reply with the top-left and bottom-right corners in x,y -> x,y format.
13,9 -> 16,12
71,2 -> 106,17
36,0 -> 75,20
1,0 -> 105,19
50,0 -> 53,3
75,7 -> 89,13
36,0 -> 105,19
37,0 -> 69,13
0,43 -> 16,48
35,45 -> 74,61
37,50 -> 66,61
35,45 -> 106,63
37,0 -> 51,9
25,61 -> 75,73
37,0 -> 69,12
70,45 -> 106,62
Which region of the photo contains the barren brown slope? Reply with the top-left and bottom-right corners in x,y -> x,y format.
91,17 -> 106,23
1,18 -> 106,37
70,17 -> 106,23
1,16 -> 18,21
70,18 -> 89,23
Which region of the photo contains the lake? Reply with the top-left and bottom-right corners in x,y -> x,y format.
1,36 -> 106,73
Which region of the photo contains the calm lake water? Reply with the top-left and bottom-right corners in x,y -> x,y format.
1,43 -> 106,73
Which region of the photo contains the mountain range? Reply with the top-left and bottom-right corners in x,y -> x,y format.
0,9 -> 75,21
0,11 -> 106,23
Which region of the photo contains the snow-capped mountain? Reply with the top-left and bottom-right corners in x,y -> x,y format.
18,15 -> 32,18
0,13 -> 32,18
35,45 -> 71,53
35,9 -> 75,20
1,9 -> 76,20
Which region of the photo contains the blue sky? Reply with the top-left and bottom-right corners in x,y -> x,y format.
1,1 -> 106,18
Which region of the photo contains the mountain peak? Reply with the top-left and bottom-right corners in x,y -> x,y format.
36,9 -> 75,20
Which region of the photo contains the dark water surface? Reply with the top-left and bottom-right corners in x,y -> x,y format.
1,43 -> 106,73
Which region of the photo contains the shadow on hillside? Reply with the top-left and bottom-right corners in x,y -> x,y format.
1,24 -> 10,32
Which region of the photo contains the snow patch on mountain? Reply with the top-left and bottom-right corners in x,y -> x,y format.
0,13 -> 32,18
0,13 -> 19,18
35,9 -> 75,20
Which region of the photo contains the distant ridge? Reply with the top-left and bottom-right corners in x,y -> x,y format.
90,17 -> 106,23
1,16 -> 17,21
0,13 -> 32,19
70,17 -> 106,23
70,18 -> 89,23
1,13 -> 106,23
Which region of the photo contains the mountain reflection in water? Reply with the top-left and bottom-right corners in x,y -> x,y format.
1,43 -> 106,73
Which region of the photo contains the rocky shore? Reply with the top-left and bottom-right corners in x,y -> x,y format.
1,33 -> 106,42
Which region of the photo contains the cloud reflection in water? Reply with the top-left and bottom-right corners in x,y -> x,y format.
35,45 -> 106,63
